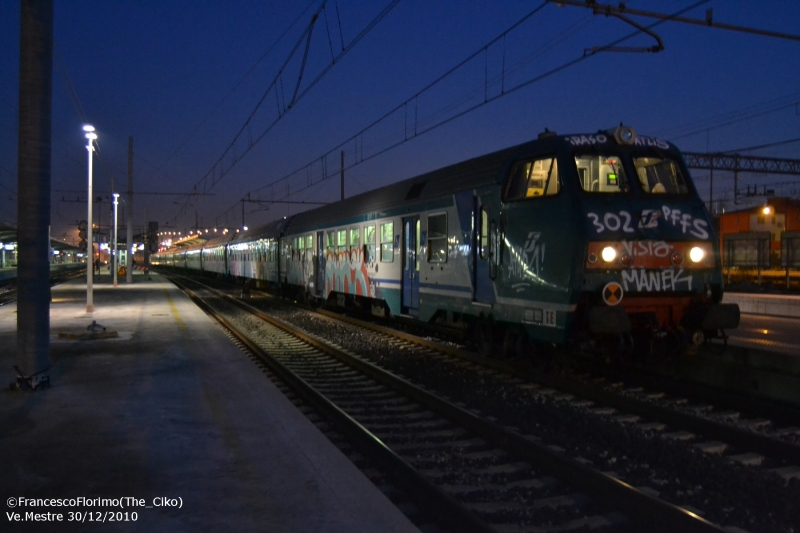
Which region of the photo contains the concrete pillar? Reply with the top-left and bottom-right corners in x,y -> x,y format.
16,0 -> 54,378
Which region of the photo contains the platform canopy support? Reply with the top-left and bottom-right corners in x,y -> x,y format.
16,0 -> 54,382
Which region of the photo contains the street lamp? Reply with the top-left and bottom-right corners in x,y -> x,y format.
113,192 -> 119,287
84,124 -> 97,312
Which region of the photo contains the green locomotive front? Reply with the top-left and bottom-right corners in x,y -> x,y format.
492,126 -> 739,354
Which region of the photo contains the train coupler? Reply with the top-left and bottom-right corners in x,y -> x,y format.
588,306 -> 631,334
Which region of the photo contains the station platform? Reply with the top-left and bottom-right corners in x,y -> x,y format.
724,291 -> 800,319
0,271 -> 419,533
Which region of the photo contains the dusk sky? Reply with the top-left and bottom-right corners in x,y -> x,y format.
1,1 -> 798,245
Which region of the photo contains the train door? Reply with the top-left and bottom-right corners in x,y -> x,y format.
316,231 -> 324,297
473,195 -> 496,304
402,216 -> 420,314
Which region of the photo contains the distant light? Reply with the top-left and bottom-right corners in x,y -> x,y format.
85,132 -> 97,140
243,226 -> 248,231
82,125 -> 95,132
763,206 -> 772,215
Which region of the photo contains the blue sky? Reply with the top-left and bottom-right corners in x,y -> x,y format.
1,1 -> 799,243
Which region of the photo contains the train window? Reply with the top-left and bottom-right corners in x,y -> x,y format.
575,154 -> 629,193
380,222 -> 394,262
337,229 -> 347,254
326,232 -> 335,255
634,157 -> 689,194
427,213 -> 448,263
365,225 -> 376,262
349,227 -> 360,251
306,235 -> 313,249
479,207 -> 489,260
505,157 -> 560,201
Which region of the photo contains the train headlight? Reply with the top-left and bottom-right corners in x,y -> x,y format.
601,246 -> 617,263
689,246 -> 705,263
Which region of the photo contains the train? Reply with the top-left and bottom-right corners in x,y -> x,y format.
153,125 -> 740,358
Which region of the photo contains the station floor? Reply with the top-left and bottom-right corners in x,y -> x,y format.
0,271 -> 419,533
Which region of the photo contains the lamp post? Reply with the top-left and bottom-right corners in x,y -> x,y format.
113,192 -> 119,286
84,124 -> 97,312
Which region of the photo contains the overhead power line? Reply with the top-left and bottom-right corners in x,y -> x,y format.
655,93 -> 800,140
549,0 -> 800,42
723,137 -> 800,154
213,1 -> 708,224
167,0 -> 403,227
150,0 -> 318,179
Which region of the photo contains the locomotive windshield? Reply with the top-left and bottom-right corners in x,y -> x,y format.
505,157 -> 561,200
633,156 -> 689,194
575,154 -> 630,193
575,152 -> 688,195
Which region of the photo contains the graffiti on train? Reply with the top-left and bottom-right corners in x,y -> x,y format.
621,268 -> 693,292
325,247 -> 375,298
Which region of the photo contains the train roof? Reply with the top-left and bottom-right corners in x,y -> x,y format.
287,142 -> 524,232
230,217 -> 292,244
246,127 -> 680,235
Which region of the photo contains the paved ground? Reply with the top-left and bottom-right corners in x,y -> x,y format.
0,271 -> 419,533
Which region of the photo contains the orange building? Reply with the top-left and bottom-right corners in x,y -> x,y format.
717,197 -> 800,267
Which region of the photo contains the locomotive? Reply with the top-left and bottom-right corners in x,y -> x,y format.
153,126 -> 739,357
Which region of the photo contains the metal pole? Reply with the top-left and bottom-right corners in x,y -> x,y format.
16,0 -> 54,380
144,206 -> 149,272
708,167 -> 713,215
86,133 -> 95,312
126,137 -> 133,283
113,192 -> 119,286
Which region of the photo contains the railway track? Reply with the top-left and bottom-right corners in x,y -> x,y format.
0,269 -> 86,307
168,273 -> 750,532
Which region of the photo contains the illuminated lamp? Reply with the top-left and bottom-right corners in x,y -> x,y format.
689,247 -> 705,263
763,206 -> 772,215
601,246 -> 616,262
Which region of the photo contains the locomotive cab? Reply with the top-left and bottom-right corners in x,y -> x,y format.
570,126 -> 739,350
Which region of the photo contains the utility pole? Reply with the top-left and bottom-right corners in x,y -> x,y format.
126,137 -> 133,283
144,206 -> 149,270
16,0 -> 54,384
